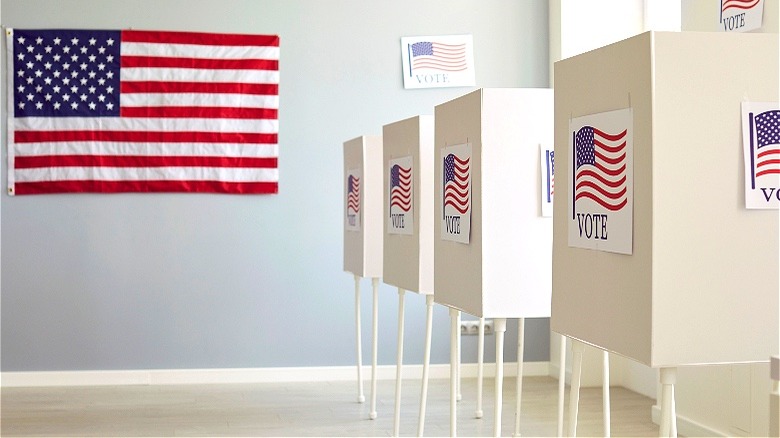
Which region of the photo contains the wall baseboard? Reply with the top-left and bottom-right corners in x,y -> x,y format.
1,361 -> 550,388
650,404 -> 729,437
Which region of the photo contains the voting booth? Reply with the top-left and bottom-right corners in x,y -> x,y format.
434,88 -> 554,436
344,135 -> 384,279
343,135 -> 384,419
552,31 -> 779,436
381,116 -> 436,436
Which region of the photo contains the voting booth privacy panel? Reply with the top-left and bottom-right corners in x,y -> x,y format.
382,116 -> 435,294
551,31 -> 779,368
343,135 -> 384,278
434,88 -> 553,319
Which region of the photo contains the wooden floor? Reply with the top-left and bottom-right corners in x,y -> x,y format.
1,376 -> 660,437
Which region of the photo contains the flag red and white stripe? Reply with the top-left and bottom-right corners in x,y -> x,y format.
7,29 -> 279,195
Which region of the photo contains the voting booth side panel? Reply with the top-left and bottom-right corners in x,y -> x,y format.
434,90 -> 484,316
481,88 -> 554,319
551,32 -> 654,366
344,137 -> 366,277
383,117 -> 422,293
650,32 -> 780,367
418,115 -> 435,295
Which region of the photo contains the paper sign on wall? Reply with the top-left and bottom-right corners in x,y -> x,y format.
742,101 -> 780,209
720,0 -> 764,32
400,34 -> 475,89
346,168 -> 361,231
441,143 -> 472,244
388,156 -> 414,235
568,108 -> 633,255
540,145 -> 554,218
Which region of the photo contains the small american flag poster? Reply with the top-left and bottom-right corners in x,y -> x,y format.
742,101 -> 780,209
540,145 -> 554,218
387,155 -> 413,235
568,108 -> 633,255
441,143 -> 471,244
400,34 -> 474,90
346,168 -> 361,231
719,0 -> 764,32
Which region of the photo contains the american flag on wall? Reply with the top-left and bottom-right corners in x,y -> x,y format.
7,28 -> 279,195
573,126 -> 628,217
409,41 -> 467,73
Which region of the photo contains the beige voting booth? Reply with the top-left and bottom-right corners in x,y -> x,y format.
434,88 -> 554,436
552,31 -> 779,437
381,116 -> 435,436
343,135 -> 383,420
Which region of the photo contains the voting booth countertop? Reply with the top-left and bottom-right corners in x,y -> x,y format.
382,115 -> 435,295
433,88 -> 554,319
552,31 -> 779,368
343,135 -> 384,278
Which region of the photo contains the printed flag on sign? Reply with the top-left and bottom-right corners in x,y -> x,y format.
387,156 -> 413,235
7,28 -> 279,195
345,168 -> 361,231
573,126 -> 628,214
568,108 -> 633,255
540,146 -> 554,217
409,41 -> 467,73
390,164 -> 412,212
441,143 -> 471,244
742,102 -> 780,209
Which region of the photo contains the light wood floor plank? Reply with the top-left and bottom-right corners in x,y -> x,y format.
2,376 -> 659,437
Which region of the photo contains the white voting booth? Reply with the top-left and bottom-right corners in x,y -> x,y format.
552,31 -> 779,437
381,115 -> 436,436
434,88 -> 553,437
343,135 -> 383,420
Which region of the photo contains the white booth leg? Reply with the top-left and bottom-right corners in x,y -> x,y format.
417,295 -> 435,437
494,318 -> 508,437
557,335 -> 566,437
450,308 -> 459,437
354,275 -> 365,403
476,316 -> 485,418
603,350 -> 611,437
658,367 -> 677,438
393,288 -> 406,436
567,340 -> 585,437
514,318 -> 525,437
457,311 -> 462,402
369,278 -> 379,420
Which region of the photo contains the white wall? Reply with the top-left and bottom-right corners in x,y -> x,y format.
0,0 -> 551,372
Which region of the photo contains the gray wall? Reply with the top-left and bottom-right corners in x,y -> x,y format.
0,0 -> 550,372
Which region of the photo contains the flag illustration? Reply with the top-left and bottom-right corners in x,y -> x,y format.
750,109 -> 780,187
347,174 -> 360,214
722,0 -> 761,14
409,41 -> 467,73
443,153 -> 470,217
8,28 -> 279,195
547,150 -> 555,202
573,126 -> 628,215
389,164 -> 412,212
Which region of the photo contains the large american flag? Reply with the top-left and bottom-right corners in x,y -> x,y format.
443,153 -> 469,217
409,41 -> 467,73
8,28 -> 279,195
752,109 -> 780,184
389,164 -> 411,212
573,126 -> 627,213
